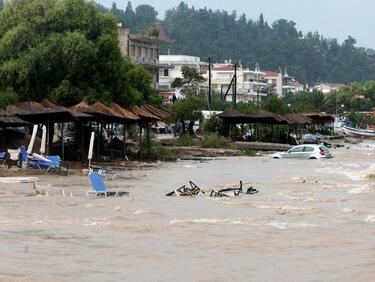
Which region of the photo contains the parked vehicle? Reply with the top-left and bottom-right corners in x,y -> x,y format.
302,133 -> 328,144
272,144 -> 332,159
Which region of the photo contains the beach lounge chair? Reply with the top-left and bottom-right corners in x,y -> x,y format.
19,146 -> 68,175
19,145 -> 50,169
90,166 -> 119,180
87,170 -> 129,197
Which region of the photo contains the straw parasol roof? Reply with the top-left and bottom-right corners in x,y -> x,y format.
247,110 -> 290,124
0,110 -> 31,127
91,102 -> 125,119
40,99 -> 92,120
5,101 -> 46,116
8,101 -> 90,123
131,106 -> 160,121
111,103 -> 140,121
218,110 -> 250,124
302,112 -> 334,124
283,113 -> 312,125
140,104 -> 172,120
72,101 -> 128,123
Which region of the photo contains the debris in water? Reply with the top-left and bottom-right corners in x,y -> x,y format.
166,181 -> 205,196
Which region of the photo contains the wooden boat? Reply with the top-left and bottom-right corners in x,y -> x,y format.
342,125 -> 375,138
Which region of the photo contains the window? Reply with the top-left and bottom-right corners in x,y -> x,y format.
303,146 -> 314,152
289,146 -> 304,153
164,69 -> 169,77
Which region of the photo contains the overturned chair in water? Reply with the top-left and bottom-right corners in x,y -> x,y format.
210,181 -> 259,198
19,145 -> 69,176
19,125 -> 69,175
166,181 -> 205,197
87,169 -> 129,197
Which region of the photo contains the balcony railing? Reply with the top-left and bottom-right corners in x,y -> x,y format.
131,56 -> 159,65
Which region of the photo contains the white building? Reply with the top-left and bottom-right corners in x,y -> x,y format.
312,83 -> 345,94
264,69 -> 303,97
158,55 -> 207,99
202,64 -> 268,103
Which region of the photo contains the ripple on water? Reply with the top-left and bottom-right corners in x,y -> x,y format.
265,221 -> 319,230
169,218 -> 320,231
348,184 -> 374,194
169,218 -> 251,226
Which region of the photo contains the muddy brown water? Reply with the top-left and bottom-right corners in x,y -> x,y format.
0,141 -> 374,281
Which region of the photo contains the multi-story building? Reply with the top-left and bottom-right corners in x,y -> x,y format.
158,54 -> 207,99
117,23 -> 171,90
202,64 -> 268,103
264,69 -> 303,97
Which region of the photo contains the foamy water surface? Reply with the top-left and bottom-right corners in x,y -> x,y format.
0,141 -> 374,281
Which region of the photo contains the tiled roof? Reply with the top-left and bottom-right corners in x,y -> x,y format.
264,71 -> 280,77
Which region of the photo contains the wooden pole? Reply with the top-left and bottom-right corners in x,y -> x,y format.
96,121 -> 100,161
139,123 -> 143,161
80,121 -> 84,162
147,123 -> 151,155
228,122 -> 232,140
1,126 -> 5,150
61,123 -> 64,160
110,123 -> 114,161
123,123 -> 127,159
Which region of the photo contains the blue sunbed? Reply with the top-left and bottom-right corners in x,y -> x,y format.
87,170 -> 129,197
19,145 -> 61,170
0,151 -> 8,168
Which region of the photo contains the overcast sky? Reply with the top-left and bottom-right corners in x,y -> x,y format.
98,0 -> 375,49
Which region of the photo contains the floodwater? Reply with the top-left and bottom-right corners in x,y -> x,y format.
0,141 -> 375,282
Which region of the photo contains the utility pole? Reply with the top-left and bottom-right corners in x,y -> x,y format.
233,63 -> 237,108
208,57 -> 212,109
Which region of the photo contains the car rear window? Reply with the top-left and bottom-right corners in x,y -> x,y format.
319,146 -> 329,151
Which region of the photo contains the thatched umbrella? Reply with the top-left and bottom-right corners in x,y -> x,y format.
302,112 -> 334,125
218,110 -> 251,139
111,103 -> 140,158
140,104 -> 172,120
0,110 -> 31,149
283,113 -> 312,125
130,106 -> 160,158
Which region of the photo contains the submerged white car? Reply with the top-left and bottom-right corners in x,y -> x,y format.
272,144 -> 332,159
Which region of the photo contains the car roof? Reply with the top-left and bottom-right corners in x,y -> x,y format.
292,144 -> 320,148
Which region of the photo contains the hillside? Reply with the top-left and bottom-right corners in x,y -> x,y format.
101,1 -> 375,85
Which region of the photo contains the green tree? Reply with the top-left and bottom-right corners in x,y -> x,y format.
171,94 -> 203,135
135,4 -> 158,33
161,2 -> 375,84
262,95 -> 290,114
123,1 -> 136,29
171,65 -> 206,95
0,0 -> 154,107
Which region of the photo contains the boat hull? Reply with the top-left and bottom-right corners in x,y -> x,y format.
343,126 -> 375,138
